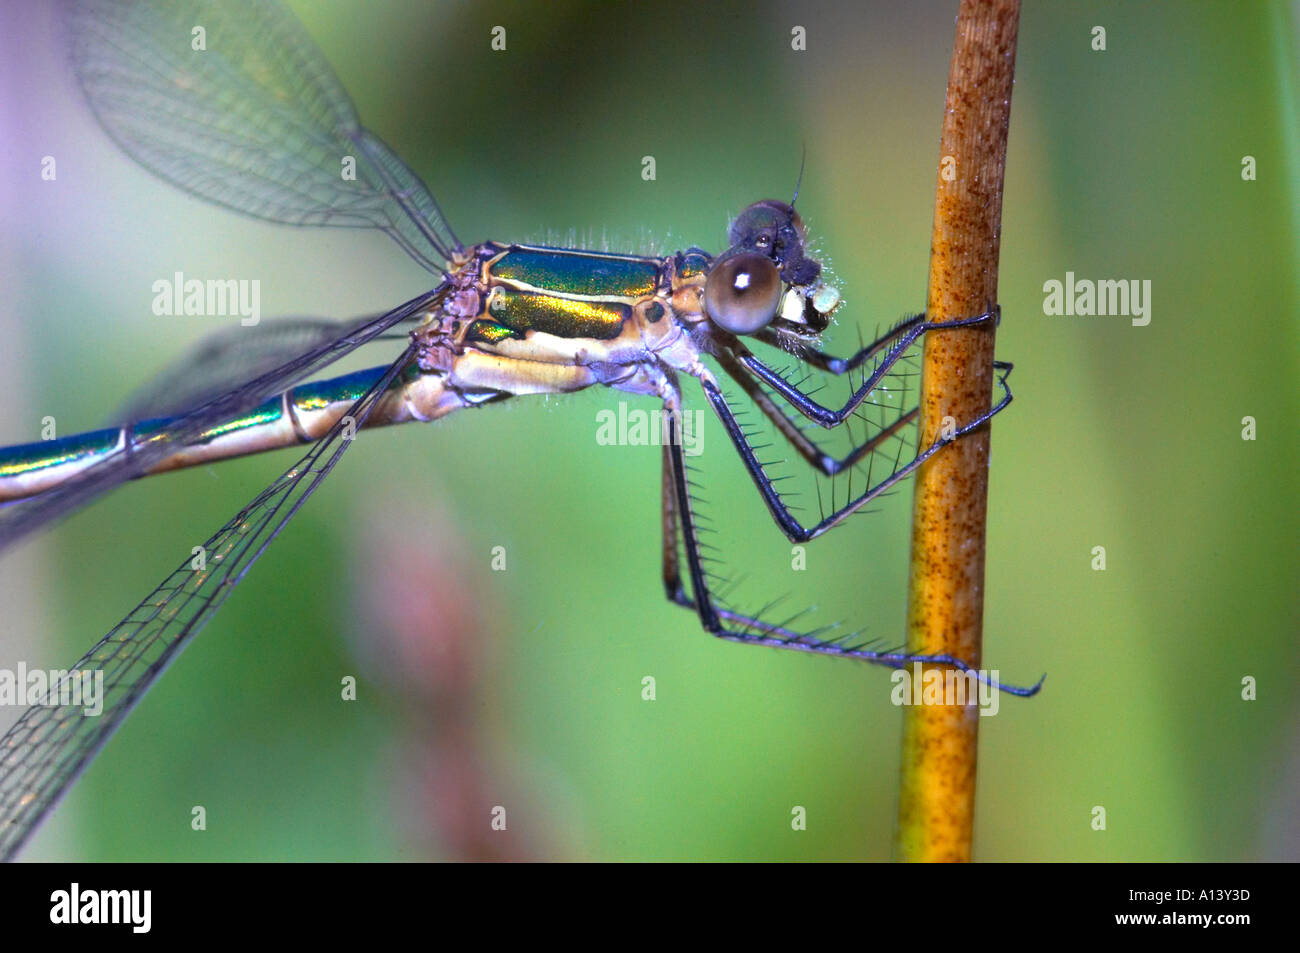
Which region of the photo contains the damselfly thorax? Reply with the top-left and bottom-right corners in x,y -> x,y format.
411,228 -> 842,412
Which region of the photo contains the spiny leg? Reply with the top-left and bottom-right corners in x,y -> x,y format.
661,407 -> 834,640
660,440 -> 687,605
697,363 -> 1014,543
658,400 -> 1040,695
713,347 -> 918,477
746,307 -> 999,427
757,307 -> 999,375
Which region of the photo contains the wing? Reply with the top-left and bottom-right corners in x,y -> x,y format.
111,314 -> 402,422
66,0 -> 462,272
0,285 -> 443,553
0,344 -> 417,861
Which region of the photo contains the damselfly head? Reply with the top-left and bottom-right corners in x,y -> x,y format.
704,199 -> 828,337
727,199 -> 820,286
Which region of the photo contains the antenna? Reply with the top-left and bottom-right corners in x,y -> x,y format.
791,146 -> 807,207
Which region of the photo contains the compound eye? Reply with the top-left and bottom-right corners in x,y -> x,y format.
704,253 -> 782,334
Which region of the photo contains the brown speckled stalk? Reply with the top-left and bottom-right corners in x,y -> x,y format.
895,0 -> 1020,863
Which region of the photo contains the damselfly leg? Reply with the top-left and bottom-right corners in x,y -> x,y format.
709,310 -> 978,476
697,362 -> 1014,541
658,375 -> 1038,695
742,308 -> 1001,428
655,300 -> 1032,691
714,346 -> 921,476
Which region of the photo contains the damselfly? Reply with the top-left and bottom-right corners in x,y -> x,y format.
0,0 -> 1034,860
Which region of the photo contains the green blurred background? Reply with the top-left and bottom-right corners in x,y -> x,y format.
0,0 -> 1295,861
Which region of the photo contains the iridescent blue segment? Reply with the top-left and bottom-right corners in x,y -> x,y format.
133,396 -> 284,446
0,428 -> 121,478
0,366 -> 408,491
291,366 -> 390,412
490,247 -> 660,298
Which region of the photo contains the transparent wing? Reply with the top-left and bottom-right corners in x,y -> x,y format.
112,314 -> 404,422
0,284 -> 443,553
67,0 -> 462,272
0,345 -> 416,861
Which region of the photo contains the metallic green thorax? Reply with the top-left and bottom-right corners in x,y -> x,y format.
488,246 -> 660,298
479,291 -> 631,342
467,245 -> 667,344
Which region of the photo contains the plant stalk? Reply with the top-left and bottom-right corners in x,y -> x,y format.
895,0 -> 1021,863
